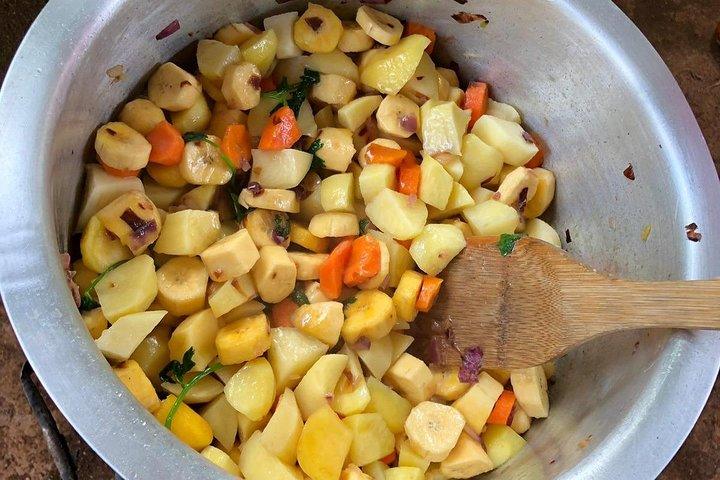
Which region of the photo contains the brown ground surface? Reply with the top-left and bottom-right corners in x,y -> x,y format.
0,0 -> 718,479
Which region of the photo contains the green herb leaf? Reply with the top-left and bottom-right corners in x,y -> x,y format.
497,233 -> 527,256
359,218 -> 370,236
229,191 -> 253,223
182,131 -> 236,175
343,296 -> 358,307
307,139 -> 325,171
273,214 -> 291,242
263,69 -> 321,116
78,259 -> 129,311
290,287 -> 310,306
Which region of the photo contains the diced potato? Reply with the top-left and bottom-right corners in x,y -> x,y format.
168,309 -> 220,371
409,224 -> 466,276
293,3 -> 344,53
389,332 -> 414,362
483,368 -> 511,386
201,446 -> 241,476
148,62 -> 202,112
268,327 -> 329,391
264,12 -> 303,59
433,152 -> 464,182
207,101 -> 248,138
307,49 -> 360,83
440,432 -> 494,478
95,255 -> 157,323
481,425 -> 527,468
304,281 -> 330,303
222,62 -> 263,110
360,35 -> 430,95
418,153 -> 454,210
436,68 -> 459,88
215,313 -> 271,365
472,115 -> 539,166
197,39 -> 241,82
251,149 -> 313,189
344,413 -> 395,466
81,308 -> 108,339
315,104 -> 336,129
365,377 -> 412,435
162,374 -> 224,404
262,388 -> 304,464
225,357 -> 275,421
400,53 -> 440,106
142,179 -> 183,211
289,252 -> 329,281
113,359 -> 160,411
338,95 -> 383,131
524,168 -> 556,219
309,212 -> 360,238
356,335 -> 393,379
95,310 -> 166,363
298,404 -> 354,480
511,406 -> 532,434
215,22 -> 257,45
80,216 -> 132,274
291,301 -> 344,346
297,99 -> 318,137
392,270 -> 423,323
240,187 -> 300,213
211,276 -> 256,316
510,366 -> 549,418
95,190 -> 161,255
486,98 -> 522,123
238,412 -> 270,443
452,372 -> 504,433
295,354 -> 349,419
200,395 -> 238,451
342,289 -> 396,344
427,183 -> 474,221
369,230 -> 416,288
398,437 -> 431,472
366,189 -> 428,241
342,464 -> 373,480
338,20 -> 375,53
197,73 -> 224,102
321,173 -> 355,212
251,245 -> 297,303
200,228 -> 259,282
239,430 -> 304,480
363,461 -> 390,479
294,188 -> 325,224
432,367 -> 470,402
119,99 -> 165,136
460,133 -> 504,190
332,346 -> 371,416
290,221 -> 330,253
419,100 -> 470,156
404,401 -> 465,463
385,467 -> 424,480
437,74 -> 450,101
239,29 -> 278,76
384,353 -> 434,405
155,210 -> 220,256
154,395 -> 213,451
76,164 -> 145,232
312,73 -> 357,106
357,164 -> 395,204
462,200 -> 520,236
525,218 -> 561,247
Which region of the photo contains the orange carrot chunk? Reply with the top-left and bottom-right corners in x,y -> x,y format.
319,239 -> 354,299
403,22 -> 437,54
343,235 -> 382,287
487,390 -> 516,425
463,82 -> 489,129
221,124 -> 252,169
258,106 -> 302,151
365,143 -> 406,167
397,164 -> 421,196
415,276 -> 444,312
146,121 -> 184,166
524,132 -> 546,169
271,297 -> 299,328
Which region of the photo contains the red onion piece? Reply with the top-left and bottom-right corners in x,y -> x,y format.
407,193 -> 418,206
400,115 -> 418,133
247,182 -> 264,196
351,337 -> 372,351
155,19 -> 180,40
458,347 -> 483,383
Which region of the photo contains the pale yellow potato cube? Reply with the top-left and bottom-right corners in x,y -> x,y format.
238,412 -> 270,443
295,354 -> 349,420
359,164 -> 397,203
295,188 -> 325,224
208,277 -> 255,318
432,367 -> 470,402
338,95 -> 383,131
262,388 -> 304,464
291,301 -> 344,346
469,186 -> 495,205
321,173 -> 355,212
460,133 -> 504,190
148,62 -> 202,112
239,431 -> 304,480
81,308 -> 108,339
433,152 -> 464,182
483,367 -> 512,386
399,53 -> 439,106
392,270 -> 424,323
398,437 -> 431,472
343,413 -> 395,466
113,359 -> 160,411
251,245 -> 297,303
384,353 -> 434,405
154,210 -> 221,256
307,49 -> 360,83
201,446 -> 241,476
200,228 -> 259,282
365,189 -> 428,241
297,405 -> 354,480
75,164 -> 145,232
363,461 -> 390,479
168,309 -> 220,371
332,346 -> 371,416
389,332 -> 414,363
225,357 -> 275,421
239,188 -> 300,213
360,35 -> 430,95
472,115 -> 538,166
219,300 -> 265,324
290,221 -> 330,253
288,252 -> 329,281
298,100 -> 319,137
525,218 -> 561,248
268,327 -> 329,391
199,395 -> 238,451
312,73 -> 357,106
452,372 -> 504,433
316,127 -> 357,172
462,200 -> 520,237
510,366 -> 549,418
419,153 -> 454,210
409,224 -> 467,276
196,39 -> 241,82
486,98 -> 522,123
440,432 -> 494,478
264,12 -> 303,59
315,104 -> 336,129
215,313 -> 271,365
356,335 -> 393,379
419,100 -> 470,156
95,310 -> 166,363
342,464 -> 373,480
427,182 -> 474,220
250,149 -> 313,189
481,425 -> 527,468
384,467 -> 424,480
239,29 -> 278,76
95,254 -> 157,324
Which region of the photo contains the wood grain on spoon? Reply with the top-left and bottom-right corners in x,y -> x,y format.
429,236 -> 720,370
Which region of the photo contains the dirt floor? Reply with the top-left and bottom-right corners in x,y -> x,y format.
0,0 -> 718,478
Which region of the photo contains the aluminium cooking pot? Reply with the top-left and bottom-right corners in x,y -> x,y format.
0,0 -> 718,478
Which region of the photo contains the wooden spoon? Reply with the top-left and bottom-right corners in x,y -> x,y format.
426,236 -> 719,370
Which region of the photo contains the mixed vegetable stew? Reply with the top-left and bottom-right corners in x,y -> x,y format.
72,4 -> 560,479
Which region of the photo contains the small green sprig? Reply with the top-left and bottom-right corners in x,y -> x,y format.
262,69 -> 321,116
359,219 -> 370,236
307,139 -> 325,171
182,132 -> 236,175
79,259 -> 129,311
290,287 -> 310,306
159,347 -> 223,429
497,233 -> 527,256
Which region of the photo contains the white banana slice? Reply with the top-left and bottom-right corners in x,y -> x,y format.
156,256 -> 209,316
148,62 -> 202,112
376,94 -> 420,139
404,401 -> 466,462
95,122 -> 151,171
338,20 -> 375,53
356,6 -> 403,46
244,209 -> 291,248
179,134 -> 233,185
341,289 -> 396,343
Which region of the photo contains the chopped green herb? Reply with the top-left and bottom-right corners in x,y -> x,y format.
343,296 -> 358,307
158,347 -> 223,429
229,192 -> 253,223
307,139 -> 325,170
273,214 -> 291,244
359,218 -> 370,236
79,259 -> 129,311
290,287 -> 310,306
497,233 -> 527,256
182,131 -> 236,175
262,69 -> 321,116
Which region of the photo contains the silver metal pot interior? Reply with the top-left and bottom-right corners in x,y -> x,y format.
0,0 -> 718,479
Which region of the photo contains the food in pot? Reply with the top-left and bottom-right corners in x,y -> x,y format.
72,4 -> 560,478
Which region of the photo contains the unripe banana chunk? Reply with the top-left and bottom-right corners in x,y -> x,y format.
341,289 -> 396,344
251,245 -> 297,303
376,94 -> 420,139
495,166 -> 538,206
148,62 -> 202,112
356,6 -> 403,46
308,212 -> 360,238
221,62 -> 262,111
404,401 -> 466,462
119,99 -> 165,136
293,3 -> 344,53
156,256 -> 208,316
95,122 -> 151,171
338,21 -> 375,53
95,190 -> 162,255
80,216 -> 133,274
180,135 -> 233,185
244,209 -> 291,249
200,228 -> 260,282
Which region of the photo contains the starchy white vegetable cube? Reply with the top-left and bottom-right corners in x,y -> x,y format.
409,224 -> 467,276
321,173 -> 355,212
360,35 -> 430,95
460,133 -> 504,190
250,149 -> 313,189
481,425 -> 527,468
264,12 -> 303,59
262,388 -> 304,464
295,354 -> 349,420
440,432 -> 494,478
76,165 -> 145,232
251,245 -> 297,303
472,115 -> 539,166
510,366 -> 549,418
419,101 -> 470,156
297,404 -> 353,480
95,254 -> 157,323
525,218 -> 561,248
239,430 -> 304,480
168,309 -> 220,371
267,327 -> 329,392
427,182 -> 474,220
452,372 -> 504,433
225,357 -> 275,421
418,153 -> 454,210
95,310 -> 166,363
343,413 -> 395,466
338,95 -> 383,131
316,127 -> 357,172
462,200 -> 520,237
365,189 -> 428,241
196,39 -> 241,82
359,164 -> 397,203
200,228 -> 259,282
384,353 -> 434,405
486,98 -> 522,123
155,210 -> 221,256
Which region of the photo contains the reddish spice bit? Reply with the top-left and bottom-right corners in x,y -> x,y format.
247,182 -> 264,196
623,164 -> 635,180
685,222 -> 702,242
248,75 -> 262,89
399,115 -> 418,133
155,19 -> 180,40
305,16 -> 324,31
522,131 -> 535,144
458,346 -> 483,383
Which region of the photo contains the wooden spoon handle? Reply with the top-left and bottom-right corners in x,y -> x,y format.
566,278 -> 720,334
